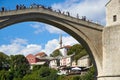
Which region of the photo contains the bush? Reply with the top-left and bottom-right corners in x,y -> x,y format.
23,66 -> 58,80
0,70 -> 14,80
80,67 -> 95,80
73,76 -> 81,80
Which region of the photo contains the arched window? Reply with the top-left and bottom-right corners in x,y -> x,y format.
113,15 -> 117,22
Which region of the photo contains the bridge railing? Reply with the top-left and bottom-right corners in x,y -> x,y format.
0,4 -> 101,25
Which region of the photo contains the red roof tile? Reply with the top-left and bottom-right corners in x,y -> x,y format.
35,52 -> 47,57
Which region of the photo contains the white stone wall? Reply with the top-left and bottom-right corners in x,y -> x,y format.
77,57 -> 90,67
49,60 -> 57,69
59,48 -> 67,56
66,57 -> 71,66
60,58 -> 67,66
103,26 -> 120,77
106,0 -> 120,26
60,57 -> 71,66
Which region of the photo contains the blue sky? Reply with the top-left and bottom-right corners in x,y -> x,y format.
0,0 -> 65,9
0,22 -> 67,46
0,0 -> 108,56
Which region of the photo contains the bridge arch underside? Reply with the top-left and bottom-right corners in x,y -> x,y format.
0,13 -> 102,78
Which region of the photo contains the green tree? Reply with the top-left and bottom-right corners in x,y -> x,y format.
38,66 -> 58,80
32,65 -> 42,71
67,44 -> 87,61
0,70 -> 6,80
0,70 -> 14,80
80,66 -> 95,80
0,52 -> 10,70
23,70 -> 39,80
39,67 -> 50,77
23,66 -> 58,80
10,55 -> 30,79
50,49 -> 62,57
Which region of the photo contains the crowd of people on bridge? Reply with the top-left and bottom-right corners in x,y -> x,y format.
0,3 -> 98,23
16,4 -> 26,10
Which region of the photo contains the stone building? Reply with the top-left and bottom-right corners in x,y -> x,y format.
59,53 -> 75,67
26,54 -> 40,64
35,52 -> 47,58
106,0 -> 120,26
49,57 -> 60,69
77,55 -> 91,68
26,52 -> 48,69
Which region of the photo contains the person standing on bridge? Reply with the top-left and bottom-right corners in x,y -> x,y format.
82,16 -> 86,21
66,11 -> 70,16
16,5 -> 19,10
58,9 -> 61,14
48,6 -> 52,11
22,4 -> 26,9
1,7 -> 5,12
77,14 -> 79,19
20,5 -> 22,9
62,11 -> 65,14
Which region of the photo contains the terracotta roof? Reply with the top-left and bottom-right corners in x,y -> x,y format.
78,55 -> 89,60
58,45 -> 71,49
63,45 -> 71,49
35,52 -> 47,57
26,54 -> 36,58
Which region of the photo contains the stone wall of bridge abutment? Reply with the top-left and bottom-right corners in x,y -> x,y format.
97,77 -> 120,80
97,25 -> 120,80
0,8 -> 104,79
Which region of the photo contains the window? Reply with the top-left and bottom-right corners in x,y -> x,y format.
113,15 -> 117,22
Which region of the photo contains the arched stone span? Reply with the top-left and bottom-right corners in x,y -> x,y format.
0,8 -> 103,78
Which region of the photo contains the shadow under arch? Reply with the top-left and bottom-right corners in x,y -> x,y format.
0,12 -> 101,79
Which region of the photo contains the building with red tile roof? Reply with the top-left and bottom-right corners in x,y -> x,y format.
35,52 -> 47,58
26,54 -> 40,64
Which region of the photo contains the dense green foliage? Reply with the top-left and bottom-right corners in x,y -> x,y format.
10,55 -> 30,79
0,54 -> 30,80
23,66 -> 58,80
67,44 -> 87,61
32,65 -> 42,71
80,66 -> 95,80
50,49 -> 62,57
0,52 -> 10,70
23,66 -> 94,80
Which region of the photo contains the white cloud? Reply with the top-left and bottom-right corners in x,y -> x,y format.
42,39 -> 59,55
44,24 -> 65,34
62,36 -> 79,46
0,43 -> 24,56
42,36 -> 78,55
52,0 -> 109,25
0,38 -> 42,56
10,38 -> 28,45
19,44 -> 42,56
30,22 -> 46,34
0,36 -> 78,56
30,22 -> 65,34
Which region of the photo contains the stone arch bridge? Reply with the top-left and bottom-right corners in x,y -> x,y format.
0,7 -> 120,80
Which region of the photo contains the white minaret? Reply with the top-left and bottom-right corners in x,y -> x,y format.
106,0 -> 120,26
59,34 -> 62,48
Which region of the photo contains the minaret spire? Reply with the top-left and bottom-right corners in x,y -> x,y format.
59,34 -> 62,48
